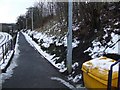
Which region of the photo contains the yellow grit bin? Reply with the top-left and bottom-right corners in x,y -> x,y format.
82,56 -> 118,90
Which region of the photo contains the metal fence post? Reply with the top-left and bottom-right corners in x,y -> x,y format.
0,38 -> 15,63
5,42 -> 7,59
11,39 -> 13,50
2,44 -> 4,63
107,66 -> 113,90
107,60 -> 120,90
118,61 -> 120,90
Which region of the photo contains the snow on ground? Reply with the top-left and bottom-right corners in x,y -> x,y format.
73,26 -> 79,31
0,32 -> 12,46
0,51 -> 14,70
0,32 -> 12,61
1,32 -> 20,84
105,33 -> 120,54
23,32 -> 55,60
72,74 -> 82,83
114,21 -> 120,25
23,30 -> 80,73
23,31 -> 83,85
51,77 -> 75,89
51,76 -> 86,89
84,31 -> 120,58
83,56 -> 119,72
0,32 -> 13,89
22,32 -> 66,72
24,28 -> 120,85
28,30 -> 55,48
0,32 -> 13,69
26,30 -> 79,48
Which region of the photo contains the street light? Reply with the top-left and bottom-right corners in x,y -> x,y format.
26,15 -> 28,30
31,7 -> 34,31
20,19 -> 24,29
67,0 -> 73,74
26,7 -> 34,31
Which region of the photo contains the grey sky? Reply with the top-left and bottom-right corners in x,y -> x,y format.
0,0 -> 39,23
0,0 -> 118,23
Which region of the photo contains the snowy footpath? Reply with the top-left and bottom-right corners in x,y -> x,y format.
2,32 -> 74,89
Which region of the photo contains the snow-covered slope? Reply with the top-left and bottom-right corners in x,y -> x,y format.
27,29 -> 79,48
84,31 -> 120,58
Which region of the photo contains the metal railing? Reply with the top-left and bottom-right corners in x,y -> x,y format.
0,37 -> 15,65
107,59 -> 120,90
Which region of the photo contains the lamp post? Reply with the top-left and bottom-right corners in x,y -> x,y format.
21,19 -> 24,30
26,15 -> 28,30
67,0 -> 73,74
26,7 -> 34,31
31,7 -> 34,31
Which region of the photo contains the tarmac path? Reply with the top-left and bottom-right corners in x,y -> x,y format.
2,32 -> 70,89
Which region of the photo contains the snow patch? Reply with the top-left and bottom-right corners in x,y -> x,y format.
22,32 -> 65,71
51,77 -> 75,89
105,33 -> 120,54
73,26 -> 79,31
84,32 -> 120,58
0,51 -> 14,70
72,74 -> 82,83
83,57 -> 119,72
0,32 -> 12,46
1,32 -> 20,83
72,62 -> 79,69
114,22 -> 120,25
72,39 -> 79,48
27,30 -> 79,49
23,30 -> 81,73
23,32 -> 80,73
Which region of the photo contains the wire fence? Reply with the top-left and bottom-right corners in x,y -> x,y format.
0,35 -> 16,65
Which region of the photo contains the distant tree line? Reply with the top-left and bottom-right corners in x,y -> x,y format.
16,2 -> 68,30
72,2 -> 120,42
16,1 -> 120,65
16,2 -> 120,40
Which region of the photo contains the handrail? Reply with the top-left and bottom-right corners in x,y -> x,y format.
0,38 -> 14,64
107,59 -> 120,90
0,36 -> 11,47
0,34 -> 6,45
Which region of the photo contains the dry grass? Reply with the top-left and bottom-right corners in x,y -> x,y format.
34,19 -> 67,37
